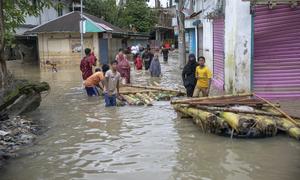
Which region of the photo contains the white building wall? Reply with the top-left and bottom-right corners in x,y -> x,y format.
202,19 -> 213,71
38,33 -> 95,66
200,0 -> 252,94
200,0 -> 217,73
224,0 -> 251,94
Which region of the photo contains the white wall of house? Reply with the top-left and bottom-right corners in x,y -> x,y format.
201,19 -> 214,72
199,0 -> 252,94
224,0 -> 251,94
199,0 -> 218,73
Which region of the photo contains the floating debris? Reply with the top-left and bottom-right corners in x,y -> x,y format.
171,94 -> 300,140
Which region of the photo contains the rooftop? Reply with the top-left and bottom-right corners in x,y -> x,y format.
27,11 -> 126,34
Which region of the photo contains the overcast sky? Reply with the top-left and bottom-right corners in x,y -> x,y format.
148,0 -> 169,7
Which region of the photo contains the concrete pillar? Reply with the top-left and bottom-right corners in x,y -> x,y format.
92,32 -> 99,60
224,0 -> 251,94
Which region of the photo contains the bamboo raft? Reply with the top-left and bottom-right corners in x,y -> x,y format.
171,94 -> 300,140
117,84 -> 185,106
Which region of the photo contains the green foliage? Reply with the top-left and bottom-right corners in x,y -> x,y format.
119,0 -> 156,32
85,0 -> 156,33
84,0 -> 119,24
3,0 -> 53,45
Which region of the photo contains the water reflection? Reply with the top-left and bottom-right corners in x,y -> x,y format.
172,114 -> 300,180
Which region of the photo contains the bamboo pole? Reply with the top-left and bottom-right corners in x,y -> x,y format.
121,95 -> 136,105
171,93 -> 253,104
148,92 -> 159,100
253,93 -> 299,127
186,101 -> 266,108
189,100 -> 264,105
264,107 -> 300,123
249,115 -> 277,137
173,104 -> 218,131
120,90 -> 157,94
136,93 -> 152,106
142,93 -> 154,102
219,112 -> 256,133
125,84 -> 185,94
153,81 -> 160,86
275,117 -> 300,140
128,94 -> 144,105
194,106 -> 290,118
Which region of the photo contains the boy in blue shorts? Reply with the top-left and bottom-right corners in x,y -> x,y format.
104,61 -> 121,107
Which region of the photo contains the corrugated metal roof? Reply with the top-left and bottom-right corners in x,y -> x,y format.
26,11 -> 126,34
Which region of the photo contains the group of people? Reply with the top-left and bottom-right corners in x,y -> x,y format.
80,48 -> 120,107
133,48 -> 163,77
80,47 -> 167,107
80,48 -> 211,106
182,54 -> 212,97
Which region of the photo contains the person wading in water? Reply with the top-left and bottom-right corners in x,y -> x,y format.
182,54 -> 197,97
80,48 -> 96,80
142,48 -> 154,70
104,61 -> 121,107
116,50 -> 131,84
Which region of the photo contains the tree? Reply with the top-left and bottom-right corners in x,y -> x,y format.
84,0 -> 156,33
84,0 -> 119,24
118,0 -> 156,32
0,0 -> 53,89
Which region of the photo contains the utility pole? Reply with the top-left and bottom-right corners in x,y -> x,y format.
155,0 -> 161,8
178,0 -> 186,68
80,0 -> 84,60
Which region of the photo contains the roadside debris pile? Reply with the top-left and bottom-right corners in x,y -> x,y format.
0,113 -> 39,167
171,94 -> 300,140
0,81 -> 50,167
118,84 -> 185,106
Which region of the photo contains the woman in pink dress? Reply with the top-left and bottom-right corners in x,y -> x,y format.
116,52 -> 131,84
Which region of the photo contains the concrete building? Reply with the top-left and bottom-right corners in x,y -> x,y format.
27,11 -> 149,66
172,0 -> 300,99
149,0 -> 176,49
171,0 -> 203,56
151,6 -> 176,49
5,0 -> 76,62
192,0 -> 300,99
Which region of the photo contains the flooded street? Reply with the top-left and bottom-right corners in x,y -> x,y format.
1,53 -> 300,180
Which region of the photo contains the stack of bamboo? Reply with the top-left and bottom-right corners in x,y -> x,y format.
171,94 -> 300,140
118,84 -> 185,106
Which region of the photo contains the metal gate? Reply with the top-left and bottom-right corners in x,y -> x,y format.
213,18 -> 225,89
253,5 -> 300,98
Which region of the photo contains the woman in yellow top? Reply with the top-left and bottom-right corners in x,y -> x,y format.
193,56 -> 212,97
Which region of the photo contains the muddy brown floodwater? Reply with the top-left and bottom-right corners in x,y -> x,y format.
1,53 -> 300,180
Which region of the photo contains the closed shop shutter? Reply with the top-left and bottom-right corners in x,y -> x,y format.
254,5 -> 300,98
213,18 -> 225,89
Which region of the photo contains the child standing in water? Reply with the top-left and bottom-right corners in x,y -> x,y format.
104,61 -> 121,107
134,53 -> 143,70
193,56 -> 212,97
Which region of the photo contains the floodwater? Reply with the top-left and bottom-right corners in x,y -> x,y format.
1,53 -> 300,180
